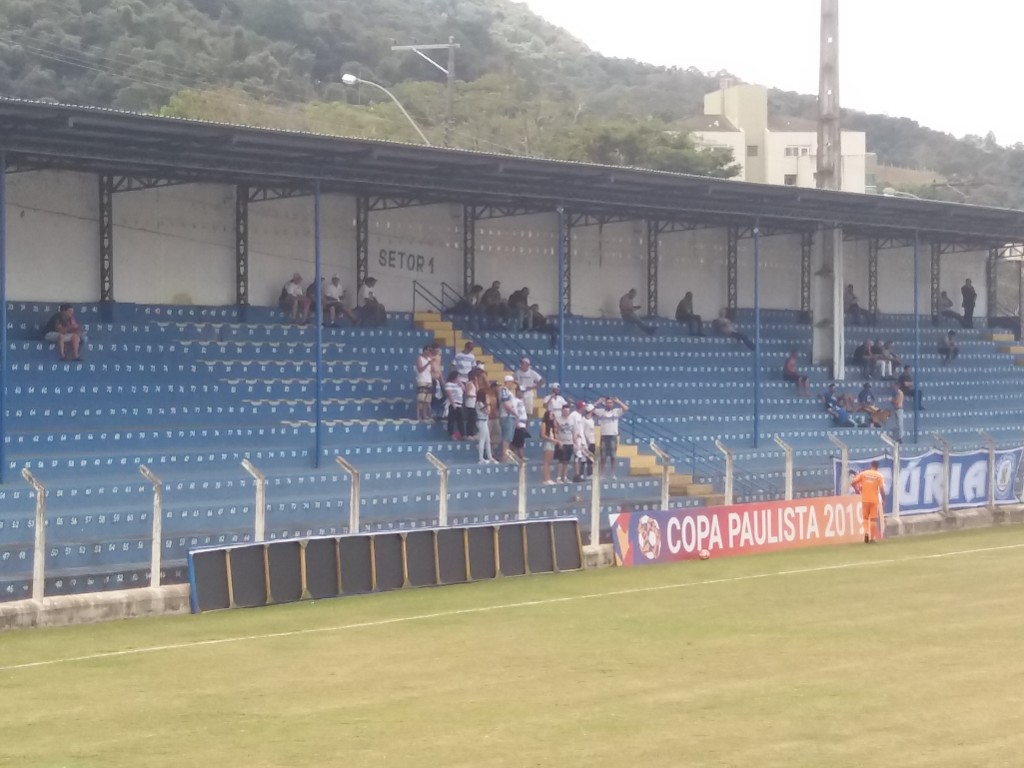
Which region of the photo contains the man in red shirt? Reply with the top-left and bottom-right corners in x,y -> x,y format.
852,460 -> 886,543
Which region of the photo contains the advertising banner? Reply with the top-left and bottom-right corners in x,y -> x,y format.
609,496 -> 876,567
832,447 -> 1023,517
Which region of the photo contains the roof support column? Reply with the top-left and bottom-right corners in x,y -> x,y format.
463,205 -> 476,296
99,174 -> 114,317
726,225 -> 738,316
313,180 -> 324,469
930,242 -> 941,326
646,219 -> 659,317
559,208 -> 572,316
235,185 -> 249,317
356,194 -> 369,293
812,226 -> 844,379
800,230 -> 813,323
987,247 -> 998,322
0,151 -> 7,484
868,237 -> 879,324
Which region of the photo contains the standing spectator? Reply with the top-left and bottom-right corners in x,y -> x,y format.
454,342 -> 476,383
938,331 -> 959,364
570,401 -> 588,482
357,277 -> 387,326
472,370 -> 496,463
488,381 -> 503,461
323,275 -> 356,326
712,309 -> 755,350
544,382 -> 567,413
279,273 -> 311,325
539,409 -> 558,484
593,395 -> 628,479
429,344 -> 445,420
463,369 -> 479,442
580,404 -> 597,478
674,291 -> 704,336
619,289 -> 656,335
898,365 -> 924,410
514,357 -> 544,418
844,284 -> 863,325
553,402 -> 576,483
498,375 -> 518,461
937,291 -> 962,324
961,278 -> 977,329
891,383 -> 905,443
44,303 -> 86,361
511,388 -> 530,460
782,349 -> 809,396
414,344 -> 433,421
443,371 -> 464,439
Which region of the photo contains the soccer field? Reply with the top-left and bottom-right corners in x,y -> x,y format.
3,526 -> 1024,768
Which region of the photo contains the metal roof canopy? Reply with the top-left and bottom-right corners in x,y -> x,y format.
1,97 -> 1022,248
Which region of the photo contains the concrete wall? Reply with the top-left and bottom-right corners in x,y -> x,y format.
571,220 -> 647,317
655,228 -> 729,318
736,232 -> 802,310
476,212 -> 559,315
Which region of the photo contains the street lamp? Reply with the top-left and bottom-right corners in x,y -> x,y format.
340,73 -> 432,147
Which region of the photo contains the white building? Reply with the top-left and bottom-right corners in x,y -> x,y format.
685,83 -> 868,193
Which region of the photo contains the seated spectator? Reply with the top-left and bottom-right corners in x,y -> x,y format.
830,404 -> 857,428
938,330 -> 959,364
856,381 -> 890,427
851,339 -> 876,379
357,277 -> 387,326
44,303 -> 86,361
898,365 -> 924,409
619,289 -> 655,335
279,273 -> 311,324
870,339 -> 894,379
323,275 -> 356,326
881,341 -> 902,372
782,349 -> 809,396
712,309 -> 755,350
844,283 -> 863,325
450,285 -> 484,329
480,280 -> 508,329
937,290 -> 962,324
528,304 -> 559,347
508,286 -> 532,330
821,383 -> 856,413
674,291 -> 704,336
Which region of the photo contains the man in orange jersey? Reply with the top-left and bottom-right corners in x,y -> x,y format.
852,460 -> 886,543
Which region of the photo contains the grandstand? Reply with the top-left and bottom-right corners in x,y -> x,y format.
2,98 -> 1024,606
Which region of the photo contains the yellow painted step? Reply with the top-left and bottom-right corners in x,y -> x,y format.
988,332 -> 1015,342
999,345 -> 1024,354
414,311 -> 441,323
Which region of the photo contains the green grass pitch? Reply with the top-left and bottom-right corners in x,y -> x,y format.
3,525 -> 1024,767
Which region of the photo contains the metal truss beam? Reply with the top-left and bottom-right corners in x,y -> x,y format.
463,204 -> 476,295
930,242 -> 941,322
474,204 -> 551,220
356,195 -> 370,291
248,186 -> 312,203
734,223 -> 804,239
726,225 -> 739,313
569,212 -> 639,228
868,237 -> 879,319
936,241 -> 994,255
561,212 -> 573,314
368,195 -> 443,211
98,174 -> 114,303
800,230 -> 814,322
110,176 -> 192,194
646,220 -> 659,317
235,184 -> 249,306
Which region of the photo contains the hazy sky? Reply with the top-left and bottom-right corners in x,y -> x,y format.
520,0 -> 1024,145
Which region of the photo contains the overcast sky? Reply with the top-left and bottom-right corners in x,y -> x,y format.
520,0 -> 1024,146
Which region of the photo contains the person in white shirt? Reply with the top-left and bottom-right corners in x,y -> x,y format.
472,369 -> 497,463
414,344 -> 434,421
357,276 -> 387,326
499,375 -> 518,461
514,357 -> 544,418
463,370 -> 479,440
323,275 -> 356,326
443,371 -> 465,439
511,394 -> 530,460
570,401 -> 589,482
453,342 -> 476,383
553,402 -> 576,483
279,272 -> 311,324
580,404 -> 597,478
544,383 -> 566,413
593,395 -> 629,478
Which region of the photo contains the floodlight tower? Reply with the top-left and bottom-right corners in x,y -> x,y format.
816,0 -> 841,190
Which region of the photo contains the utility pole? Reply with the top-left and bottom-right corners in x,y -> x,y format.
816,0 -> 841,191
391,37 -> 460,148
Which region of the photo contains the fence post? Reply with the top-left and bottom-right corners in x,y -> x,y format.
21,469 -> 46,601
588,447 -> 601,548
335,456 -> 361,533
714,439 -> 733,506
241,459 -> 267,542
507,453 -> 528,521
139,465 -> 163,588
881,433 -> 902,535
426,452 -> 449,526
979,430 -> 996,511
773,435 -> 794,500
649,440 -> 672,510
931,433 -> 950,517
828,433 -> 849,494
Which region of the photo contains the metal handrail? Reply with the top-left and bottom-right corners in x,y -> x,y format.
241,459 -> 266,542
506,452 -> 528,521
21,468 -> 46,601
649,440 -> 672,510
714,439 -> 734,506
139,465 -> 163,588
773,435 -> 794,501
425,452 -> 449,526
979,430 -> 997,510
335,456 -> 361,533
411,280 -> 446,327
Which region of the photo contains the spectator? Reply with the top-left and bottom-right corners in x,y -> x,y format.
451,284 -> 483,329
619,289 -> 656,335
593,395 -> 628,479
44,303 -> 85,361
499,375 -> 518,461
580,404 -> 597,479
357,277 -> 387,326
279,273 -> 311,325
323,276 -> 356,326
480,281 -> 506,328
529,304 -> 559,347
414,344 -> 433,421
488,381 -> 503,461
508,287 -> 531,330
453,342 -> 476,383
898,365 -> 924,410
553,402 -> 576,484
857,381 -> 875,409
474,370 -> 497,464
443,371 -> 465,439
429,344 -> 445,420
871,339 -> 894,379
782,349 -> 809,396
830,404 -> 857,428
891,383 -> 905,443
852,339 -> 877,379
937,290 -> 962,324
674,291 -> 704,336
511,388 -> 530,461
569,401 -> 589,482
938,330 -> 959,364
712,309 -> 755,350
881,341 -> 902,372
961,278 -> 977,329
856,381 -> 890,428
514,357 -> 544,419
821,383 -> 856,413
544,382 -> 567,413
844,284 -> 863,325
463,367 -> 479,443
540,409 -> 558,484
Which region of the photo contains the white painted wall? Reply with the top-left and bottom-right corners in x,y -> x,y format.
877,246 -> 930,314
842,238 -> 870,311
474,212 -> 559,314
656,228 -> 729,318
736,232 -> 802,310
570,220 -> 647,317
941,251 -> 988,318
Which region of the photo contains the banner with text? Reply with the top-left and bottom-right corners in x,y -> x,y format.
832,447 -> 1023,517
609,496 -> 875,567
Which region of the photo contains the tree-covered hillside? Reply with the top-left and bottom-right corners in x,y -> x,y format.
1,0 -> 1022,204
